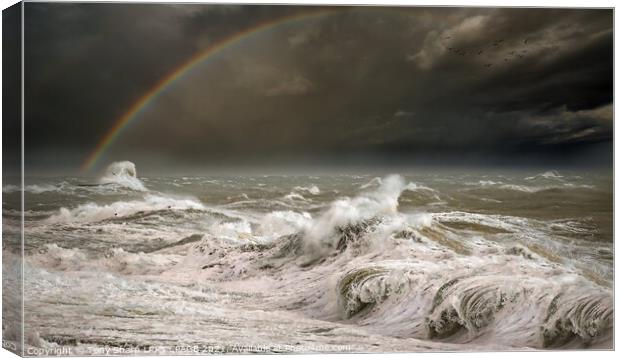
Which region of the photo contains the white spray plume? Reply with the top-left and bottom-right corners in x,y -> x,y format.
99,161 -> 147,191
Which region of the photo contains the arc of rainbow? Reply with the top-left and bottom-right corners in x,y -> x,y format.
81,7 -> 342,172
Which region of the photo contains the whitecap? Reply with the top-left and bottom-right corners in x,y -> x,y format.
99,161 -> 147,191
47,194 -> 205,224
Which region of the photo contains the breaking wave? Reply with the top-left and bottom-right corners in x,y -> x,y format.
99,161 -> 147,191
3,183 -> 64,194
47,194 -> 205,224
498,183 -> 594,193
525,170 -> 564,181
182,175 -> 613,349
294,185 -> 321,195
15,170 -> 613,352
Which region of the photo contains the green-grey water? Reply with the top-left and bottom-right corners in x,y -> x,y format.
2,162 -> 613,354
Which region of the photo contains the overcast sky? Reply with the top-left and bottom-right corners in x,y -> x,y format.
9,3 -> 613,174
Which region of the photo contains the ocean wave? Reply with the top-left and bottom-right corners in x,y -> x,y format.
47,194 -> 205,224
525,170 -> 564,181
296,204 -> 611,348
223,197 -> 324,212
98,161 -> 147,191
463,181 -> 594,193
18,172 -> 612,351
282,185 -> 322,202
330,256 -> 612,348
27,244 -> 182,275
186,208 -> 612,349
301,175 -> 424,258
359,177 -> 383,189
3,183 -> 65,194
479,180 -> 502,186
284,192 -> 308,201
501,184 -> 594,193
257,211 -> 313,238
294,185 -> 321,195
93,246 -> 183,275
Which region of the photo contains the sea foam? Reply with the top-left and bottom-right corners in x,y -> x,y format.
99,161 -> 147,191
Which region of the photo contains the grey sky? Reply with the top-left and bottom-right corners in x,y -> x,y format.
9,3 -> 613,173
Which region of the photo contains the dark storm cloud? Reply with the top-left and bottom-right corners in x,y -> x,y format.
20,4 -> 613,172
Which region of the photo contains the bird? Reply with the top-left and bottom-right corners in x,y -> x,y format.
477,50 -> 483,55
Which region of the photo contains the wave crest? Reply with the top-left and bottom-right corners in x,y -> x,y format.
47,195 -> 205,224
99,161 -> 147,191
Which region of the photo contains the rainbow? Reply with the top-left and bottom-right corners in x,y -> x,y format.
80,7 -> 343,172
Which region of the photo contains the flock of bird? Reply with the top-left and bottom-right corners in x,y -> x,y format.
442,36 -> 551,68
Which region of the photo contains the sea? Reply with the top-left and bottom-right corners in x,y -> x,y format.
1,161 -> 613,354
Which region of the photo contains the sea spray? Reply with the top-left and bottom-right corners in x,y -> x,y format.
47,194 -> 206,224
301,175 -> 415,260
99,161 -> 147,191
7,170 -> 612,351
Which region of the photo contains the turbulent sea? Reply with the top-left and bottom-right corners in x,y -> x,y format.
2,162 -> 614,354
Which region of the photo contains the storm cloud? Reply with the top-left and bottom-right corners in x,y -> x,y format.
17,3 -> 613,173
